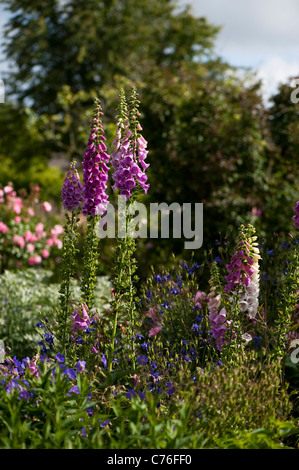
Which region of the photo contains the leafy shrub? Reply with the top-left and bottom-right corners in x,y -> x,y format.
0,269 -> 111,359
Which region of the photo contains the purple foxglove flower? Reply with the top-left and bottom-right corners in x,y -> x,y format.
82,98 -> 110,216
292,201 -> 299,229
61,161 -> 84,212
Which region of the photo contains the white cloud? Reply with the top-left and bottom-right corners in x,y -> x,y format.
179,0 -> 299,99
255,57 -> 299,103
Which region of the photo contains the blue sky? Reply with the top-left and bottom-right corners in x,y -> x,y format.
1,0 -> 299,101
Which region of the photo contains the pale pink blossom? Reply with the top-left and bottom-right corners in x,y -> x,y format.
13,197 -> 23,215
24,230 -> 38,243
53,238 -> 63,249
27,208 -> 35,217
42,249 -> 50,258
46,238 -> 54,247
27,243 -> 35,253
28,254 -> 42,265
51,225 -> 64,237
35,222 -> 45,238
149,325 -> 162,338
43,201 -> 52,212
0,221 -> 8,234
13,234 -> 25,248
4,185 -> 13,194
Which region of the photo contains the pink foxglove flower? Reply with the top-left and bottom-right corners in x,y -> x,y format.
149,325 -> 162,339
111,88 -> 150,200
225,225 -> 261,320
207,286 -> 227,350
72,304 -> 91,333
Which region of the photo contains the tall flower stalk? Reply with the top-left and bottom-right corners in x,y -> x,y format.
207,261 -> 228,351
108,88 -> 150,372
81,98 -> 110,310
220,225 -> 261,363
224,224 -> 261,321
58,160 -> 84,356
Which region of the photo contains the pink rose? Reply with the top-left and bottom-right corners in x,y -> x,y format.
43,201 -> 52,212
35,222 -> 45,238
14,216 -> 21,223
0,221 -> 8,234
27,208 -> 35,217
42,249 -> 50,258
27,243 -> 35,253
28,254 -> 42,266
13,197 -> 23,215
51,224 -> 64,237
46,238 -> 54,247
24,230 -> 38,243
13,234 -> 25,248
4,185 -> 13,194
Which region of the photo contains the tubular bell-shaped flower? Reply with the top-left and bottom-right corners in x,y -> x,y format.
82,98 -> 110,216
61,160 -> 84,212
292,201 -> 299,229
225,224 -> 261,320
111,88 -> 150,200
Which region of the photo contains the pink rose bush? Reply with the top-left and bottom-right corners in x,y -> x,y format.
0,183 -> 63,271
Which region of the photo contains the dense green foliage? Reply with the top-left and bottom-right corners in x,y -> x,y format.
1,0 -> 297,272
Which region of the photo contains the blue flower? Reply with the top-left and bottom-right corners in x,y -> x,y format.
44,332 -> 54,344
267,250 -> 275,256
145,290 -> 152,302
55,353 -> 65,363
137,355 -> 149,365
68,385 -> 80,395
102,354 -> 107,369
75,360 -> 86,372
154,275 -> 162,282
99,419 -> 110,428
126,389 -> 136,400
66,368 -> 76,380
161,301 -> 170,309
170,287 -> 179,295
214,256 -> 222,264
165,387 -> 175,396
